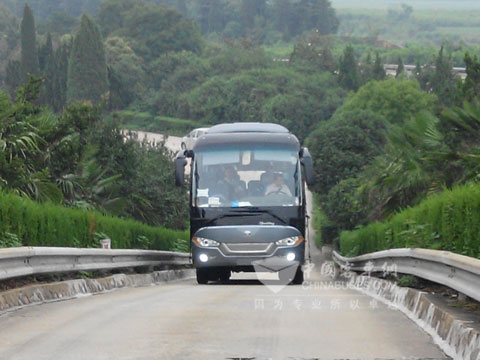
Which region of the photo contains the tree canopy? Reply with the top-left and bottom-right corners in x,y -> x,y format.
67,14 -> 108,104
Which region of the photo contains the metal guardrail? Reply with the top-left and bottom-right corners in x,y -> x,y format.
332,248 -> 480,303
0,247 -> 191,281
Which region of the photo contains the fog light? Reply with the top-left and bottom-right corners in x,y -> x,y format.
199,254 -> 209,263
287,252 -> 296,261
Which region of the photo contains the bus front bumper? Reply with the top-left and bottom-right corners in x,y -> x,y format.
192,243 -> 305,270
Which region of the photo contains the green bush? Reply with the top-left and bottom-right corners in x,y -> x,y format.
0,191 -> 189,250
340,183 -> 480,258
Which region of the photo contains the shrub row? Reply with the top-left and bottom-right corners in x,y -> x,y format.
0,191 -> 189,250
340,183 -> 480,259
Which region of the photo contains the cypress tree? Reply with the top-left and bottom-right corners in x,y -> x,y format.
53,40 -> 72,111
463,52 -> 480,100
338,44 -> 360,91
414,60 -> 422,79
43,33 -> 55,108
20,4 -> 40,82
361,52 -> 373,82
432,46 -> 454,105
38,32 -> 53,72
372,52 -> 386,81
67,14 -> 108,104
396,57 -> 404,78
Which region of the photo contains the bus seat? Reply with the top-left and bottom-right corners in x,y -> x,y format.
248,180 -> 264,196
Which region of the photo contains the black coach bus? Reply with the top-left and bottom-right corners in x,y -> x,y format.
175,123 -> 314,284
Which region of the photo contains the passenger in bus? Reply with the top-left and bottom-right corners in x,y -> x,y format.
217,166 -> 246,200
265,173 -> 292,196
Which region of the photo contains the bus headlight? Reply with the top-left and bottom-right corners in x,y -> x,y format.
192,237 -> 220,247
275,236 -> 304,246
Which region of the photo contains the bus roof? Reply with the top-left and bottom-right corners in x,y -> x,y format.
207,123 -> 289,134
194,132 -> 300,151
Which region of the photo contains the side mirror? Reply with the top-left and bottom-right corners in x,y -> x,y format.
175,156 -> 187,186
300,147 -> 315,186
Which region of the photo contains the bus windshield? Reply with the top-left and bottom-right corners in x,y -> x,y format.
193,146 -> 301,208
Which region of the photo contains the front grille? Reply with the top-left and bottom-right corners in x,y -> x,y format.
221,243 -> 274,256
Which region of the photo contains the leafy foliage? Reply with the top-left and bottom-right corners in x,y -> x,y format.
67,14 -> 108,104
1,80 -> 189,233
339,78 -> 436,124
307,109 -> 386,195
340,183 -> 480,259
99,0 -> 202,62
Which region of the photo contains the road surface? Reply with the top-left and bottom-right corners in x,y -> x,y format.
128,130 -> 182,152
0,245 -> 446,359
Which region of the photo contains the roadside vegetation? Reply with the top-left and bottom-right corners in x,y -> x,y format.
340,183 -> 480,258
0,190 -> 188,249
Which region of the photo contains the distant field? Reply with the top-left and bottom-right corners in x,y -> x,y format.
331,0 -> 480,10
333,0 -> 480,46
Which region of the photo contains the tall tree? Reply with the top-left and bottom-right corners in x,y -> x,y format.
431,46 -> 455,106
20,4 -> 39,82
240,0 -> 266,30
360,52 -> 373,83
52,39 -> 72,111
38,32 -> 53,72
463,52 -> 480,101
42,33 -> 55,108
414,60 -> 422,79
197,0 -> 226,34
372,52 -> 386,81
396,57 -> 404,78
298,0 -> 339,35
273,0 -> 293,39
67,14 -> 108,104
338,44 -> 360,91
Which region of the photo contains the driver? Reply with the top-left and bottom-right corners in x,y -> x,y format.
265,173 -> 292,196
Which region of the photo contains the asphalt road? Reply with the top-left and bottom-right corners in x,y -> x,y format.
129,130 -> 182,153
0,247 -> 446,360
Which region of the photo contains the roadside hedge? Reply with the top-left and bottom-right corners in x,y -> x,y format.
340,183 -> 480,259
0,191 -> 189,250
